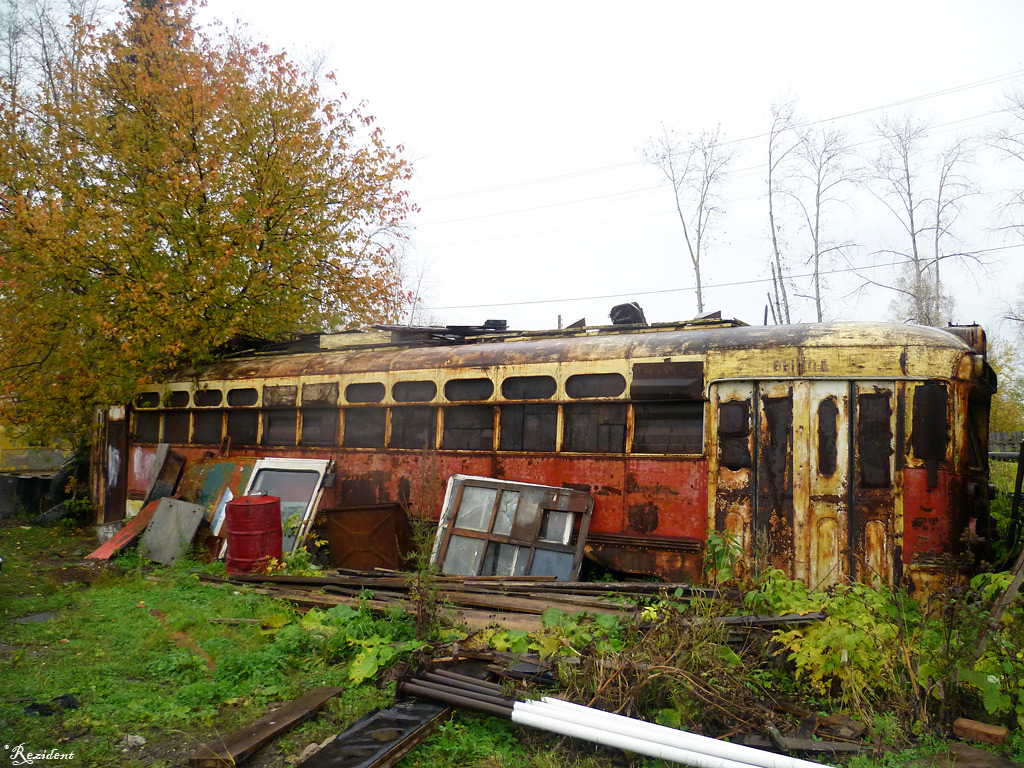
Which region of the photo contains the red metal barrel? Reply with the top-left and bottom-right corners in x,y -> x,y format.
225,495 -> 283,575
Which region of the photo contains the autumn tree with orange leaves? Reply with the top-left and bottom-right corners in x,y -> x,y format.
0,0 -> 414,442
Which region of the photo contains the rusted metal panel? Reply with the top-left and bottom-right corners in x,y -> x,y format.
321,505 -> 412,570
804,382 -> 850,588
758,383 -> 796,577
902,467 -> 951,562
624,457 -> 707,541
851,382 -> 898,586
710,382 -> 755,581
102,407 -> 129,523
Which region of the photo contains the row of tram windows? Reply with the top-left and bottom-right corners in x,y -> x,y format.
131,365 -> 706,456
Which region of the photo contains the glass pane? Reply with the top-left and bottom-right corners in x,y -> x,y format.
135,392 -> 160,408
502,376 -> 556,400
194,410 -> 223,444
343,409 -> 385,448
227,388 -> 258,406
445,378 -> 494,402
442,535 -> 485,576
164,411 -> 189,442
442,405 -> 494,450
167,390 -> 190,408
538,509 -> 571,544
492,491 -> 519,536
134,411 -> 160,442
250,468 -> 323,551
227,410 -> 258,444
529,549 -> 574,581
481,542 -> 528,576
565,373 -> 625,399
346,382 -> 385,403
261,410 -> 297,446
390,406 -> 437,449
393,380 -> 437,402
454,486 -> 497,531
264,385 -> 297,407
194,389 -> 222,407
633,401 -> 703,454
301,408 -> 338,446
302,382 -> 338,406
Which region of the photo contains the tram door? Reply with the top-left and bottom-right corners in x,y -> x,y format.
711,380 -> 854,587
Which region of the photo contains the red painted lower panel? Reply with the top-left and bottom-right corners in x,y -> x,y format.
902,467 -> 951,562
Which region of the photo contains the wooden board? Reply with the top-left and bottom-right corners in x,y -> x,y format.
85,500 -> 161,560
187,686 -> 344,767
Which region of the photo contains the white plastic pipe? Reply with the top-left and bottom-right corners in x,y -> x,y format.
516,698 -> 834,768
512,706 -> 757,768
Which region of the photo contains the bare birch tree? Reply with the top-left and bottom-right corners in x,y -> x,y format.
992,84 -> 1024,243
867,113 -> 973,326
766,99 -> 799,323
793,123 -> 858,322
641,125 -> 734,315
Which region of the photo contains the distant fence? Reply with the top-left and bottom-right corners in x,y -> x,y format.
991,431 -> 1024,461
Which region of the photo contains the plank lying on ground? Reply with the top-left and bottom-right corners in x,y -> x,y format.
187,686 -> 343,767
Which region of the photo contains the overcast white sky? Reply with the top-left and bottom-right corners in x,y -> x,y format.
202,0 -> 1024,334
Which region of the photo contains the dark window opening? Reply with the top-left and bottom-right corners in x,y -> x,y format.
718,400 -> 750,471
262,410 -> 297,446
134,411 -> 160,442
393,380 -> 437,402
442,406 -> 494,450
194,410 -> 223,444
346,382 -> 385,404
302,382 -> 338,406
631,362 -> 703,400
227,388 -> 258,407
264,385 -> 297,407
164,411 -> 190,443
967,390 -> 990,471
633,401 -> 703,454
300,409 -> 338,446
135,392 -> 160,409
194,389 -> 222,407
912,381 -> 948,461
500,404 -> 557,452
227,410 -> 258,445
391,406 -> 437,449
817,398 -> 839,477
167,390 -> 190,408
502,376 -> 556,400
343,409 -> 385,448
563,403 -> 627,453
445,378 -> 494,402
565,373 -> 626,399
858,393 -> 892,488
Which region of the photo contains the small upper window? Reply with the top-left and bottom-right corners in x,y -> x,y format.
166,390 -> 190,408
194,389 -> 222,407
264,385 -> 297,407
394,380 -> 437,403
135,392 -> 160,409
345,382 -> 385,404
502,376 -> 556,400
565,373 -> 626,399
445,378 -> 494,402
631,362 -> 703,400
227,388 -> 258,407
302,382 -> 339,406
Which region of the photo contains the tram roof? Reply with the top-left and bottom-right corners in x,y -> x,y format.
175,320 -> 982,382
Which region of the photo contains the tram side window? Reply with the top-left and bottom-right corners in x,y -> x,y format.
563,403 -> 627,453
262,410 -> 297,446
391,406 -> 437,449
499,404 -> 558,451
912,381 -> 948,461
194,410 -> 224,444
858,393 -> 892,488
344,408 -> 385,448
633,402 -> 703,454
164,411 -> 190,443
301,382 -> 339,446
817,398 -> 839,476
442,406 -> 495,450
227,410 -> 259,445
134,411 -> 160,442
718,400 -> 751,470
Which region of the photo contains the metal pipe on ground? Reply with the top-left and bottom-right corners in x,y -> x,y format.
420,672 -> 506,697
516,699 -> 833,768
430,668 -> 506,692
399,682 -> 513,718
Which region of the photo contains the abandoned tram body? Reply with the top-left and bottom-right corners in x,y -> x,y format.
101,318 -> 995,591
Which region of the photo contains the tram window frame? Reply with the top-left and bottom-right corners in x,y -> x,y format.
445,378 -> 494,402
857,392 -> 893,488
343,407 -> 386,448
134,411 -> 161,442
442,405 -> 495,450
194,389 -> 222,407
163,410 -> 190,443
261,409 -> 298,446
227,388 -> 258,407
345,382 -> 385,404
817,397 -> 839,477
166,390 -> 190,408
194,410 -> 224,444
562,403 -> 627,453
264,385 -> 297,408
135,392 -> 160,409
393,380 -> 437,403
718,400 -> 751,471
301,382 -> 339,446
499,403 -> 558,452
632,401 -> 703,454
502,376 -> 556,400
390,406 -> 438,450
227,409 -> 259,446
565,373 -> 626,399
630,362 -> 703,400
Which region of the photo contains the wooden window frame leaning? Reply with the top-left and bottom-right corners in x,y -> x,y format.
431,474 -> 593,581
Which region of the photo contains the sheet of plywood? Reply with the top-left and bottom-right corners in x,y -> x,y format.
138,498 -> 205,565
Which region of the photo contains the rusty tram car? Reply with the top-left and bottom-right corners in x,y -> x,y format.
94,317 -> 996,592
